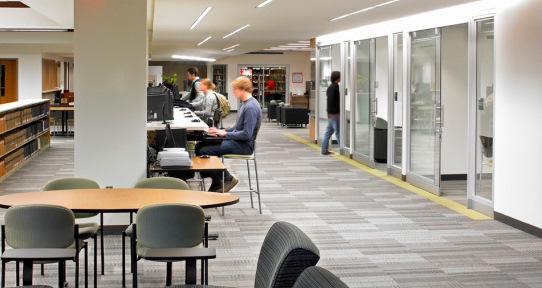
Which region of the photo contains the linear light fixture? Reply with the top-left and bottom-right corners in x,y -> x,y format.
256,0 -> 273,8
190,7 -> 213,30
223,24 -> 250,39
226,49 -> 235,53
223,44 -> 240,51
197,36 -> 212,46
330,0 -> 400,22
172,55 -> 216,62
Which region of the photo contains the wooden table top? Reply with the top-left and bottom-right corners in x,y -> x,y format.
0,188 -> 239,212
50,105 -> 74,111
151,156 -> 225,172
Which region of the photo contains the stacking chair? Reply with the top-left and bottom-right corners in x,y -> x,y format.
293,267 -> 349,288
221,125 -> 262,214
168,221 -> 320,288
43,178 -> 103,277
131,204 -> 212,288
1,205 -> 88,288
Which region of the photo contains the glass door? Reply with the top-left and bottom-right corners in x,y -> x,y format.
341,41 -> 352,155
407,28 -> 442,195
317,46 -> 332,141
468,17 -> 494,216
389,33 -> 404,177
352,39 -> 376,167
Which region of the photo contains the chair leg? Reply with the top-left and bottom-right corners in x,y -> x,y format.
200,259 -> 204,285
75,249 -> 80,288
84,243 -> 88,288
15,261 -> 19,286
100,213 -> 104,275
40,263 -> 44,275
246,160 -> 254,208
122,231 -> 126,287
2,261 -> 6,288
166,262 -> 172,286
253,158 -> 262,214
131,251 -> 137,288
93,234 -> 97,288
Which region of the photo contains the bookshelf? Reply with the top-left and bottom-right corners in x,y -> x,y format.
0,99 -> 51,182
212,65 -> 227,94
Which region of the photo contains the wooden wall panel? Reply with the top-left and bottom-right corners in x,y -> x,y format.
42,59 -> 59,92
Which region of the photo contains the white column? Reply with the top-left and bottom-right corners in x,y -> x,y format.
74,0 -> 147,224
494,0 -> 542,228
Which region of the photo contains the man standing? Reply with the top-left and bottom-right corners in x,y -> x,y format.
182,67 -> 204,102
196,76 -> 262,192
322,71 -> 341,155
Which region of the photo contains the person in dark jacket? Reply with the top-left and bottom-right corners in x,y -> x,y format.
322,71 -> 341,155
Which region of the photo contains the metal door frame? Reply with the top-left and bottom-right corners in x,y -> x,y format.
387,33 -> 404,179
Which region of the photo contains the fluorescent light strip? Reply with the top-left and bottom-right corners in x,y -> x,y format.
172,55 -> 216,62
223,24 -> 250,39
330,0 -> 400,22
223,44 -> 240,50
226,49 -> 235,53
256,0 -> 273,8
190,7 -> 213,30
197,36 -> 212,46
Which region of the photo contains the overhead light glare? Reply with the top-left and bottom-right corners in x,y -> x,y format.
330,0 -> 400,22
190,7 -> 213,30
256,0 -> 273,8
172,55 -> 216,62
223,44 -> 240,50
226,49 -> 235,53
223,24 -> 250,39
197,36 -> 212,46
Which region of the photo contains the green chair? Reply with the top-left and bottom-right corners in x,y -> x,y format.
131,204 -> 211,288
122,177 -> 190,287
221,125 -> 262,214
167,221 -> 320,288
293,267 -> 349,288
43,178 -> 103,277
1,205 -> 88,288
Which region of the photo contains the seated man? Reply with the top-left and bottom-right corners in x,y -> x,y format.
196,76 -> 262,192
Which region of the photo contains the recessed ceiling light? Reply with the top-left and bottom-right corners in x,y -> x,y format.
190,7 -> 213,30
172,55 -> 216,62
223,24 -> 250,39
197,36 -> 212,46
330,0 -> 400,22
223,44 -> 240,51
256,0 -> 273,8
226,49 -> 235,53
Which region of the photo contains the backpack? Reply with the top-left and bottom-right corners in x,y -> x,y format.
214,92 -> 231,118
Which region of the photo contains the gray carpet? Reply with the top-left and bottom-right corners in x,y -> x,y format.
0,116 -> 541,288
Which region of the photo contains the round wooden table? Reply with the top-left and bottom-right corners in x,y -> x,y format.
0,188 -> 239,212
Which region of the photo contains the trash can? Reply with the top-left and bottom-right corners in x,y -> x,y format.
374,118 -> 388,163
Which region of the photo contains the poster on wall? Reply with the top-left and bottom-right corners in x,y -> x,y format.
292,72 -> 303,83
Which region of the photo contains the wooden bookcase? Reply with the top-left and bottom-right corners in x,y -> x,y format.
0,99 -> 51,182
212,65 -> 227,94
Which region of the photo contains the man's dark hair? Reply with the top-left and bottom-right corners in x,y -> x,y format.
187,67 -> 199,76
331,71 -> 341,83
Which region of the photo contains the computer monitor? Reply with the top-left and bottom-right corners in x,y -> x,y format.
171,84 -> 180,101
147,94 -> 174,121
155,126 -> 187,150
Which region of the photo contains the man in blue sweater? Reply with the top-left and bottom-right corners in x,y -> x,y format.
196,76 -> 262,192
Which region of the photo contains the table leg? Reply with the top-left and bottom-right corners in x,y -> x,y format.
185,259 -> 197,285
166,262 -> 172,286
61,111 -> 66,134
22,260 -> 33,286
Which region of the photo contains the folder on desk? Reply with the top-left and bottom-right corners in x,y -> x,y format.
158,148 -> 192,167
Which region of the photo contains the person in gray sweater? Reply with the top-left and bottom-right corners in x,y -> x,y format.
192,78 -> 218,123
196,76 -> 262,192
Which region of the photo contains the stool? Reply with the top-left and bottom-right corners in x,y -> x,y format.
221,152 -> 262,214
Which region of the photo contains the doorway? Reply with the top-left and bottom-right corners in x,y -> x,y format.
0,60 -> 17,104
239,66 -> 288,108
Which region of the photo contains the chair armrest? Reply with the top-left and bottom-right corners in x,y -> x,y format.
143,248 -> 216,262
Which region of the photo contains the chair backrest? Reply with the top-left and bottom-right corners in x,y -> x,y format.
136,204 -> 205,249
43,178 -> 100,191
4,204 -> 75,249
254,222 -> 320,288
212,109 -> 222,128
134,177 -> 189,190
293,267 -> 349,288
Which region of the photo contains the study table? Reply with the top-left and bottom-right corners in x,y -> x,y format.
50,103 -> 74,136
147,108 -> 209,132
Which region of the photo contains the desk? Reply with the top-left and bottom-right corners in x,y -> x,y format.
0,188 -> 239,212
147,108 -> 208,132
50,104 -> 74,136
150,156 -> 225,174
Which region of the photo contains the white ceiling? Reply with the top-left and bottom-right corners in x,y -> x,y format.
0,0 -> 481,59
150,0 -> 478,60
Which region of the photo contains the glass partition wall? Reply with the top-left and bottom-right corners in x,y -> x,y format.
389,33 -> 404,177
317,44 -> 341,143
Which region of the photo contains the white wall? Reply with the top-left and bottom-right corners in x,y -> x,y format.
494,0 -> 542,228
148,66 -> 163,86
74,0 -> 147,225
441,24 -> 469,176
0,53 -> 42,100
375,37 -> 389,121
211,51 -> 311,110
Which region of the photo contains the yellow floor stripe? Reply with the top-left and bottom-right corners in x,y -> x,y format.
283,132 -> 491,221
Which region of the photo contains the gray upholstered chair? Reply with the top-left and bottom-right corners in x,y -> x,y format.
167,221 -> 320,288
130,204 -> 210,288
221,125 -> 262,214
1,205 -> 88,288
293,267 -> 349,288
43,178 -> 103,277
122,177 -> 191,287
